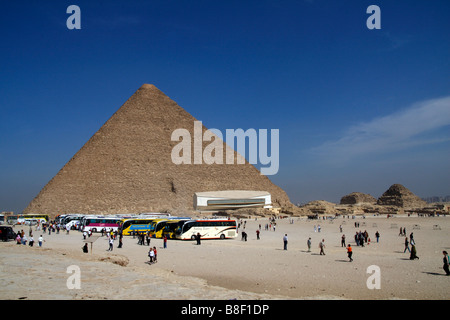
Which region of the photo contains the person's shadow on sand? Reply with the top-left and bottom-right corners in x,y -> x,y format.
422,271 -> 447,276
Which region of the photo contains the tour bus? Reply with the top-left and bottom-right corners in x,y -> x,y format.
16,214 -> 49,225
6,215 -> 18,225
163,220 -> 193,239
55,214 -> 68,224
148,218 -> 190,239
80,216 -> 122,233
61,214 -> 84,229
175,219 -> 237,240
119,217 -> 168,236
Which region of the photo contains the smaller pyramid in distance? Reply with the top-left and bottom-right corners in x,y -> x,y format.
340,192 -> 377,205
24,84 -> 292,217
377,184 -> 426,208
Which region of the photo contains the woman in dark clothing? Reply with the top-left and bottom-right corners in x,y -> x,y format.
443,251 -> 450,275
409,244 -> 419,260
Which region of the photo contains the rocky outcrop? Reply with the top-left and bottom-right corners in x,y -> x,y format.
301,200 -> 337,215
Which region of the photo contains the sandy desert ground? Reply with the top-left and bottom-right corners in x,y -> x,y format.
0,215 -> 449,300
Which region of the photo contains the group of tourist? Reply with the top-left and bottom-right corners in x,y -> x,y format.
402,232 -> 419,260
354,230 -> 370,246
15,229 -> 44,247
135,231 -> 152,246
279,221 -> 430,264
148,246 -> 158,263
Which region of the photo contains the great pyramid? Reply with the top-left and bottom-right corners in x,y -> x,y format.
24,84 -> 292,217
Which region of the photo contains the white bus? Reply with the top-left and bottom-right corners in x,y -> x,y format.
175,219 -> 237,240
61,214 -> 84,229
17,214 -> 49,225
80,216 -> 122,233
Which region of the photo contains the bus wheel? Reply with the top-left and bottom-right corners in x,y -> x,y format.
220,234 -> 225,239
92,228 -> 97,233
191,235 -> 196,240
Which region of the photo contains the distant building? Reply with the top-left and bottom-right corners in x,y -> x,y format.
194,190 -> 272,212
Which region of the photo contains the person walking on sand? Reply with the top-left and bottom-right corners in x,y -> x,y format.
108,237 -> 114,251
410,244 -> 419,260
256,229 -> 260,240
38,235 -> 44,247
319,239 -> 326,255
153,246 -> 158,263
307,237 -> 312,252
283,234 -> 288,250
404,237 -> 410,253
29,236 -> 34,247
347,244 -> 353,262
442,251 -> 450,276
341,234 -> 346,247
148,247 -> 155,264
196,232 -> 201,245
375,231 -> 380,243
163,235 -> 167,248
118,234 -> 123,248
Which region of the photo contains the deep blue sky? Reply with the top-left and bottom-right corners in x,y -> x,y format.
1,0 -> 449,212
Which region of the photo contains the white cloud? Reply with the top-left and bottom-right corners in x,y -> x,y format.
310,96 -> 450,163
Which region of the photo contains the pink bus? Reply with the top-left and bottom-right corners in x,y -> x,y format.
81,216 -> 121,233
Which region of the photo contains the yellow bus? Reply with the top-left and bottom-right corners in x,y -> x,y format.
119,217 -> 164,236
17,214 -> 50,225
147,219 -> 168,238
149,219 -> 189,239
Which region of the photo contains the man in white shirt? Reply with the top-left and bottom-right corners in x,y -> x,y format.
108,238 -> 114,251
